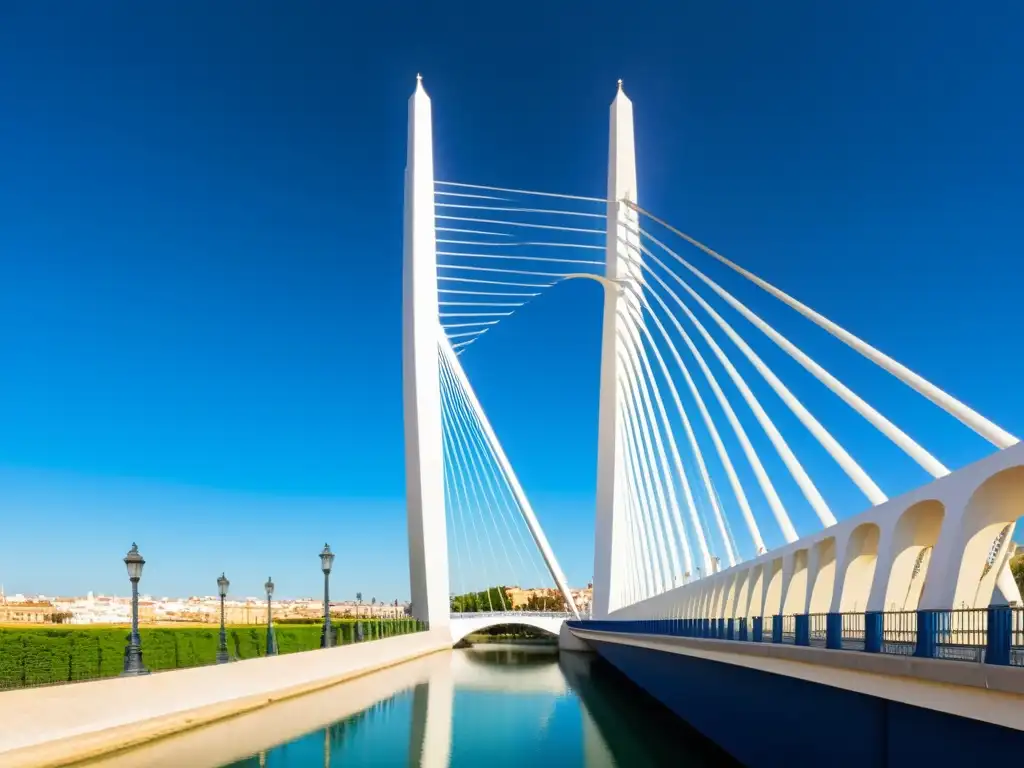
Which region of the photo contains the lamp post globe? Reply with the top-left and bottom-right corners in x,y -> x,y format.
216,573 -> 230,664
121,543 -> 150,676
124,543 -> 145,581
319,543 -> 335,575
265,576 -> 276,656
320,544 -> 334,649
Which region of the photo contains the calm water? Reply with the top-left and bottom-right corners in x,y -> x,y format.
87,644 -> 734,767
217,645 -> 732,767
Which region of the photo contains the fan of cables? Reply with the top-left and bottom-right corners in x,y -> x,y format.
434,181 -> 607,354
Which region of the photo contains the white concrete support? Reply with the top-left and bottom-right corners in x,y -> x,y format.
403,76 -> 450,628
594,81 -> 642,617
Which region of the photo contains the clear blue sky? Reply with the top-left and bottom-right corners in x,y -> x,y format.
1,2 -> 1022,601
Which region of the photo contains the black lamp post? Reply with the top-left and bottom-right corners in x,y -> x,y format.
320,544 -> 335,648
216,572 -> 230,664
265,576 -> 276,656
356,591 -> 364,642
121,543 -> 150,676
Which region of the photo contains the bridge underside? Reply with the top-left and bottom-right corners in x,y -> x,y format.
570,626 -> 1024,765
448,615 -> 566,646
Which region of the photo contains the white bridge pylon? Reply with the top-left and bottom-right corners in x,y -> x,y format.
406,75 -> 1022,628
403,76 -> 580,627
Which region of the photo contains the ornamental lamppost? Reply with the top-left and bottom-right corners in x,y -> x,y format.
121,543 -> 150,676
216,573 -> 230,664
265,576 -> 277,656
320,544 -> 335,648
355,591 -> 364,642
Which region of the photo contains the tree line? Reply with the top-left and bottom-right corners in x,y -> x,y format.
449,586 -> 567,613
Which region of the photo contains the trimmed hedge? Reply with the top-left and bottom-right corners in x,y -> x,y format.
0,618 -> 424,689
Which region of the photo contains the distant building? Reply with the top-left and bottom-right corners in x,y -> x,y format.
0,586 -> 56,623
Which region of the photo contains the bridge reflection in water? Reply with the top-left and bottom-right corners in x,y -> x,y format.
84,646 -> 733,767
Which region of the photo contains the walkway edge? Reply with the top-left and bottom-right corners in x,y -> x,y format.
0,633 -> 453,768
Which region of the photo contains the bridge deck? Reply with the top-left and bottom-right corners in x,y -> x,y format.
569,624 -> 1024,732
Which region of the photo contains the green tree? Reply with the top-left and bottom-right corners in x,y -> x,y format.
526,593 -> 567,612
450,586 -> 509,612
1011,552 -> 1024,600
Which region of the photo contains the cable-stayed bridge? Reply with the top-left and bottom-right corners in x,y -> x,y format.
402,77 -> 1024,758
404,76 -> 1021,629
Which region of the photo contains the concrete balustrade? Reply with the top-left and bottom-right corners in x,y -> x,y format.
0,630 -> 452,768
609,442 -> 1024,626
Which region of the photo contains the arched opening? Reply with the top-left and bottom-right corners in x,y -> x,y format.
682,592 -> 695,618
723,574 -> 739,618
734,569 -> 752,620
763,558 -> 784,616
952,466 -> 1024,609
710,579 -> 728,618
452,621 -> 560,648
808,538 -> 836,613
1004,540 -> 1023,607
882,500 -> 944,611
697,584 -> 713,619
782,550 -> 809,615
746,565 -> 765,618
838,523 -> 880,612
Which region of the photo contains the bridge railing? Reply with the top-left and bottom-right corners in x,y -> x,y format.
840,612 -> 865,651
1013,609 -> 1024,666
882,611 -> 916,656
808,613 -> 828,648
567,607 -> 1024,668
779,615 -> 797,644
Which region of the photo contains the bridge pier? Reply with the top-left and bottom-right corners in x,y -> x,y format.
559,622 -> 592,652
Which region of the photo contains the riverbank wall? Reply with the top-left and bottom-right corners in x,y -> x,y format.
0,629 -> 452,768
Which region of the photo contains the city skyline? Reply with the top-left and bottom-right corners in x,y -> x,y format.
0,582 -> 592,628
2,3 -> 1023,600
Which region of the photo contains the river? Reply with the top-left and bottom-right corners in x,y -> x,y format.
85,644 -> 735,767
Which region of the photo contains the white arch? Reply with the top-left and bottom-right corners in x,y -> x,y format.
449,615 -> 567,645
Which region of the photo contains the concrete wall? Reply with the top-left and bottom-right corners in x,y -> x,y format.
0,630 -> 452,768
584,635 -> 1024,765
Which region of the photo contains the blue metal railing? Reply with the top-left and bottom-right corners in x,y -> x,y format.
779,614 -> 796,644
567,607 -> 1024,668
840,611 -> 865,651
1012,609 -> 1024,666
808,613 -> 828,648
882,610 -> 916,656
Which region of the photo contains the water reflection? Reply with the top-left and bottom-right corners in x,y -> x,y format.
87,645 -> 733,767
